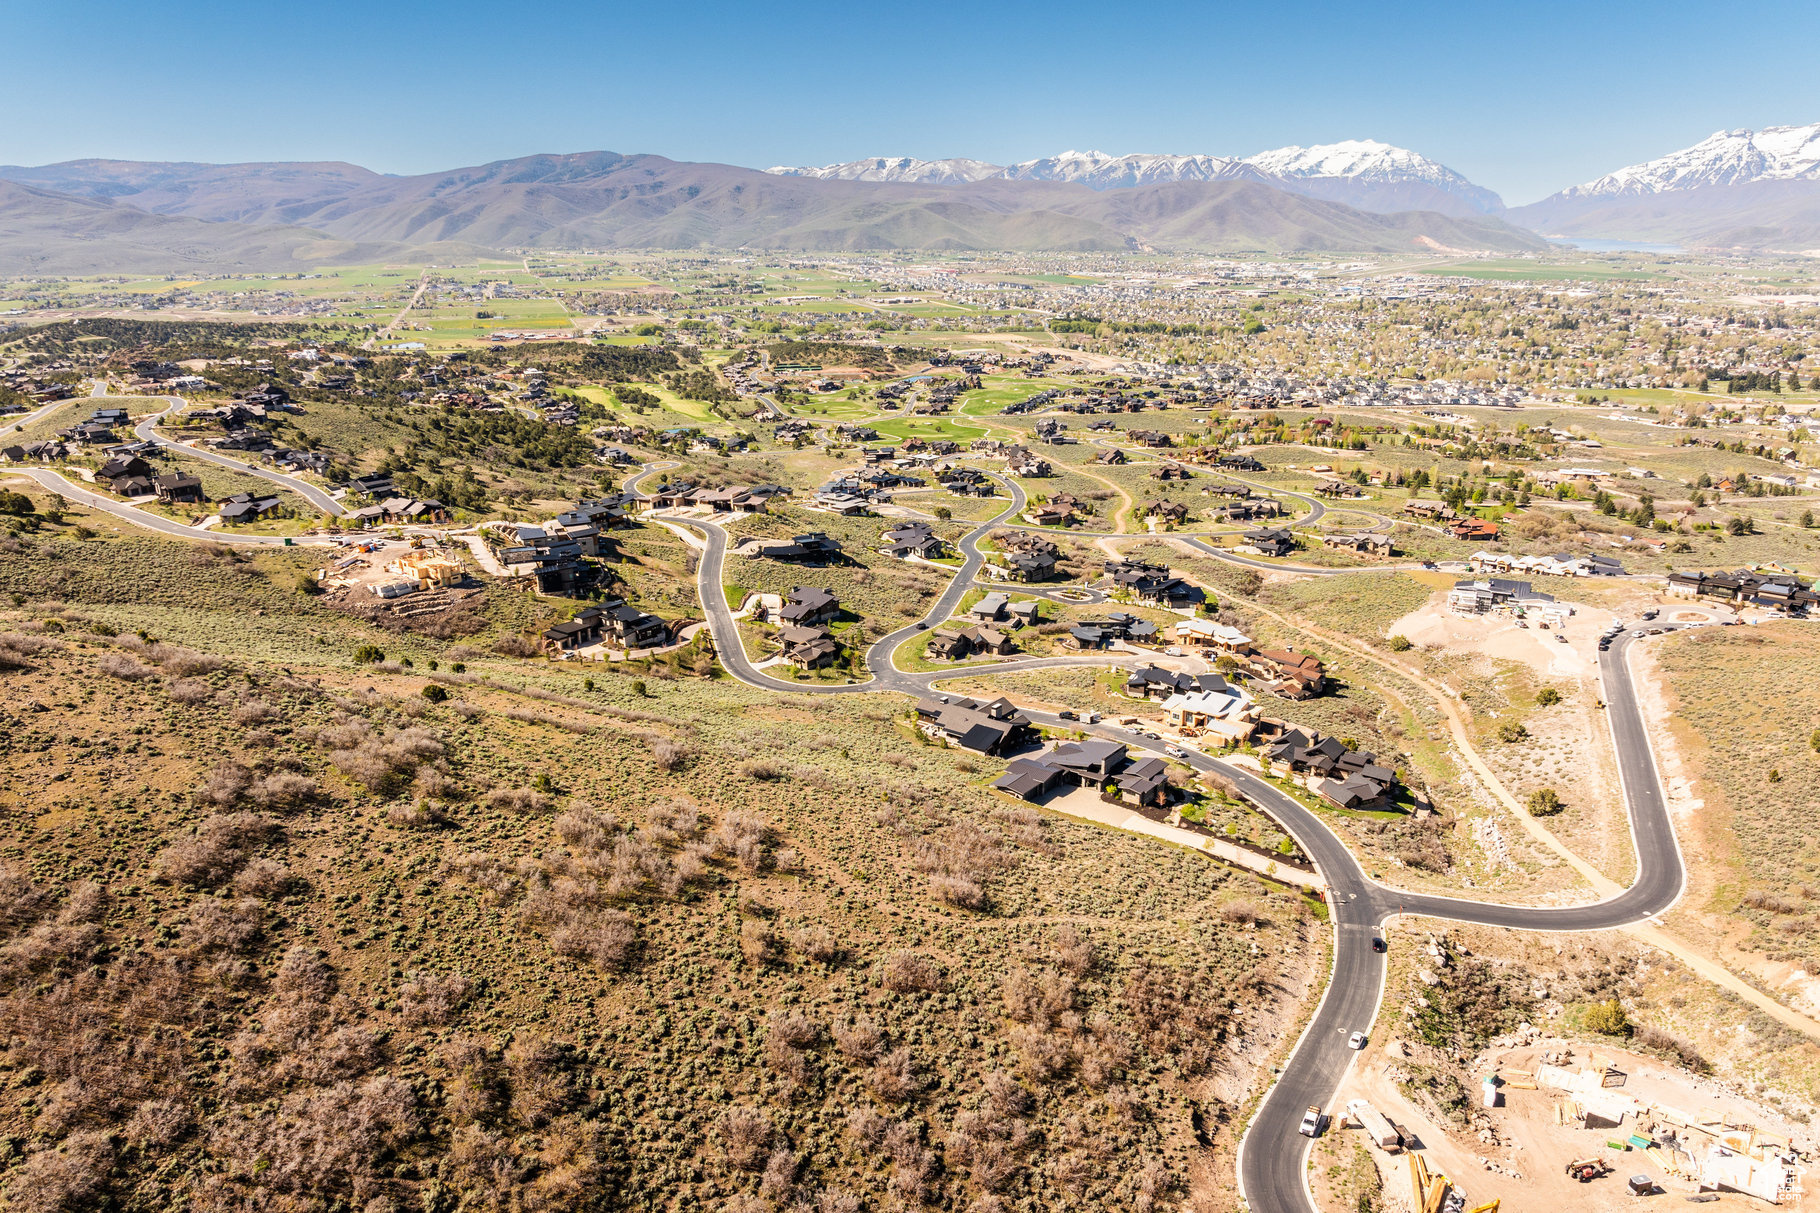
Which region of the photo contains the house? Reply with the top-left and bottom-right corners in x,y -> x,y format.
1446,578 -> 1557,617
1450,519 -> 1501,541
1235,527 -> 1295,557
1125,666 -> 1234,700
95,455 -> 153,492
1160,687 -> 1258,744
1217,455 -> 1266,471
1095,448 -> 1127,466
1262,728 -> 1398,809
1403,500 -> 1457,522
1172,618 -> 1252,653
154,473 -> 204,504
1024,502 -> 1073,527
216,493 -> 282,524
1243,648 -> 1328,698
880,520 -> 946,560
968,592 -> 1010,622
595,599 -> 672,650
997,550 -> 1058,582
1322,532 -> 1394,556
778,586 -> 840,626
1149,464 -> 1192,481
1140,500 -> 1189,525
992,738 -> 1172,807
777,623 -> 844,669
1104,560 -> 1202,607
927,625 -> 1013,660
1006,448 -> 1051,477
347,473 -> 397,498
915,695 -> 1030,754
747,533 -> 844,563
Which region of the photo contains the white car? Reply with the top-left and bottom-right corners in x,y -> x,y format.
1348,1031 -> 1367,1050
1164,646 -> 1184,656
1165,745 -> 1187,759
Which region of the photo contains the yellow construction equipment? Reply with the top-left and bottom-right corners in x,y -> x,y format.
1466,1202 -> 1501,1213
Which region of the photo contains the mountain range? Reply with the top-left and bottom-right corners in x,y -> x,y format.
5,125 -> 1820,273
770,140 -> 1506,218
0,151 -> 1543,273
1510,123 -> 1820,248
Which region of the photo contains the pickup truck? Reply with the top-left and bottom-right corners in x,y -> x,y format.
1299,1106 -> 1322,1137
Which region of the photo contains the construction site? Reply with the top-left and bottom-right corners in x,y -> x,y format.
1321,1035 -> 1809,1213
312,537 -> 486,628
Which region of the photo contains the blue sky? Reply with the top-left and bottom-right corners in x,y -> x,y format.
11,0 -> 1820,204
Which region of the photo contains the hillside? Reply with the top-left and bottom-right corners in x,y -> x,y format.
0,152 -> 1547,257
0,180 -> 460,274
1509,177 -> 1820,249
0,516 -> 1315,1211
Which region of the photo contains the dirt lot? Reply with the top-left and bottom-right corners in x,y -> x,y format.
1323,1033 -> 1809,1213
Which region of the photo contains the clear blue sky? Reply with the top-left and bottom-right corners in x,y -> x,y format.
12,0 -> 1820,204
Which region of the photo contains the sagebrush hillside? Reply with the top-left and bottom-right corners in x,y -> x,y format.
0,534 -> 1316,1211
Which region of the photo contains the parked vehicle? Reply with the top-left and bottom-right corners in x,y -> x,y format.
1299,1106 -> 1322,1137
1165,745 -> 1187,759
1371,938 -> 1387,953
1348,1032 -> 1367,1050
1057,710 -> 1078,721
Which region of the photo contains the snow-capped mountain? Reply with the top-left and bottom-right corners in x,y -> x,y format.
766,156 -> 1001,185
1558,123 -> 1820,198
764,141 -> 1503,216
1240,139 -> 1503,212
998,149 -> 1250,188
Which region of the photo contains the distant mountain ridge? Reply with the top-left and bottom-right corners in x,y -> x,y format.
769,139 -> 1507,217
0,151 -> 1545,270
1509,122 -> 1820,248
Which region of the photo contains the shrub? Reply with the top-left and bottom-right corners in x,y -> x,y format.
1496,721 -> 1529,743
352,644 -> 386,664
485,787 -> 553,815
1535,687 -> 1562,706
879,950 -> 945,993
1526,787 -> 1564,816
491,634 -> 539,658
99,652 -> 157,681
398,970 -> 475,1026
421,684 -> 450,703
719,1107 -> 774,1171
1583,997 -> 1631,1036
1387,635 -> 1412,652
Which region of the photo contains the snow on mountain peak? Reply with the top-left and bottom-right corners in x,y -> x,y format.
1561,123 -> 1820,198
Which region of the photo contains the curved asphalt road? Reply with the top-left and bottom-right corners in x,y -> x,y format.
134,398 -> 347,517
6,467 -> 334,547
658,441 -> 1687,1213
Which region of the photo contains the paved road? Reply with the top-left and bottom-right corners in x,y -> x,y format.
133,399 -> 347,517
1227,627 -> 1684,1213
5,467 -> 333,546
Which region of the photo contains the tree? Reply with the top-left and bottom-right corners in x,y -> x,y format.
1583,997 -> 1631,1036
1535,687 -> 1561,706
1387,635 -> 1413,652
630,679 -> 648,698
1526,787 -> 1564,816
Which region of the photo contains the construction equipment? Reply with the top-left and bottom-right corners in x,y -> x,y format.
1465,1203 -> 1500,1213
1566,1156 -> 1613,1182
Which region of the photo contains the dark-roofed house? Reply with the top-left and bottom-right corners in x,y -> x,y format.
778,586 -> 840,626
217,493 -> 282,524
749,533 -> 844,564
915,696 -> 1030,754
95,455 -> 152,492
1236,527 -> 1295,557
991,737 -> 1172,808
154,473 -> 204,504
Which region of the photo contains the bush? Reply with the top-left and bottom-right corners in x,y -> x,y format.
1496,721 -> 1529,743
352,644 -> 386,664
1535,687 -> 1561,706
1583,997 -> 1631,1036
1526,787 -> 1564,816
491,634 -> 539,658
421,684 -> 449,704
1387,635 -> 1412,652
